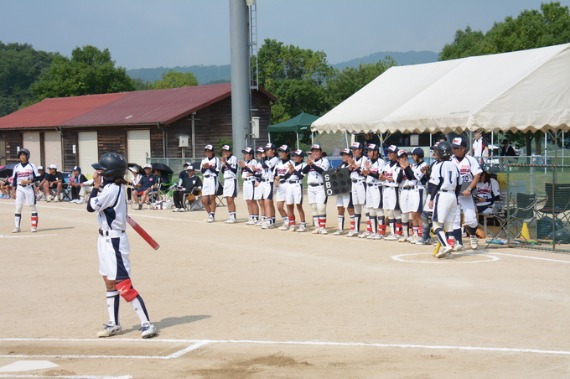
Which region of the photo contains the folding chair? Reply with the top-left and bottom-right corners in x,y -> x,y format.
60,172 -> 72,201
536,183 -> 570,224
185,191 -> 204,211
481,200 -> 508,238
508,193 -> 538,243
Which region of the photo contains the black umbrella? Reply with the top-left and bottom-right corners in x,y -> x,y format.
128,163 -> 143,173
0,163 -> 16,178
151,162 -> 173,174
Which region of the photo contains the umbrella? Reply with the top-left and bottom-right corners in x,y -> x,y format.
128,163 -> 143,173
151,162 -> 173,174
0,163 -> 16,178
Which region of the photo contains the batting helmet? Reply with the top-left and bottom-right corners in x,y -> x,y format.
92,152 -> 128,181
436,141 -> 453,160
18,148 -> 30,158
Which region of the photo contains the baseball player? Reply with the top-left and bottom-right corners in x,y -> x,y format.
451,137 -> 482,249
333,148 -> 354,235
408,148 -> 429,243
427,142 -> 462,258
259,143 -> 279,229
302,144 -> 330,234
346,142 -> 368,237
10,148 -> 40,233
396,149 -> 419,242
416,144 -> 440,245
274,145 -> 291,230
362,144 -> 384,240
200,144 -> 221,223
238,147 -> 260,225
221,145 -> 239,223
284,149 -> 307,232
380,145 -> 403,241
87,152 -> 156,338
254,147 -> 266,225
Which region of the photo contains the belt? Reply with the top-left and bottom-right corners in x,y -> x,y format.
244,178 -> 256,181
401,186 -> 415,190
99,229 -> 125,238
309,183 -> 323,187
279,180 -> 286,184
289,180 -> 300,183
441,189 -> 453,193
204,174 -> 216,178
367,183 -> 380,187
262,179 -> 272,182
19,184 -> 31,187
351,179 -> 365,183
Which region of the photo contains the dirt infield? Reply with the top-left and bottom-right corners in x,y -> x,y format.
1,197 -> 569,378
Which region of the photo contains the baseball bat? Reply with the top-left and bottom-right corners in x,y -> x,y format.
127,216 -> 160,250
433,241 -> 441,256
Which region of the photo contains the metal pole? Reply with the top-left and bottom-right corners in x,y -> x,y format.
191,113 -> 196,160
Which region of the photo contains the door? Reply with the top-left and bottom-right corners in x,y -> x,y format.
78,131 -> 98,173
127,129 -> 151,165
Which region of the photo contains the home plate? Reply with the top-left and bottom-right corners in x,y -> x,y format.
0,360 -> 58,372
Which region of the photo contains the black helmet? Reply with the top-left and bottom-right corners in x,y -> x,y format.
92,152 -> 128,180
18,148 -> 30,158
436,141 -> 452,160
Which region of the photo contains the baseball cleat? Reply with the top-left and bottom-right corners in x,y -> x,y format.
346,230 -> 358,237
77,199 -> 85,204
31,227 -> 37,233
369,233 -> 383,240
12,228 -> 21,233
333,230 -> 343,236
384,234 -> 398,241
320,228 -> 328,235
470,236 -> 478,250
97,323 -> 122,338
436,245 -> 454,259
245,219 -> 256,225
140,323 -> 157,339
225,218 -> 237,224
288,225 -> 297,232
358,231 -> 370,238
297,224 -> 307,232
415,238 -> 431,245
278,224 -> 289,230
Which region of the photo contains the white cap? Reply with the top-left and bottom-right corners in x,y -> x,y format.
143,163 -> 152,169
48,164 -> 57,169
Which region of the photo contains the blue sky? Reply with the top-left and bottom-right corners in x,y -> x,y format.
2,0 -> 569,69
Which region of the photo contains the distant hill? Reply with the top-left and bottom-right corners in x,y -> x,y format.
126,50 -> 438,85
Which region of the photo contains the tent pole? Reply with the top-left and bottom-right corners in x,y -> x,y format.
296,132 -> 300,150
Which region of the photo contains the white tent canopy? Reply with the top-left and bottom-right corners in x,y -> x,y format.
312,43 -> 570,135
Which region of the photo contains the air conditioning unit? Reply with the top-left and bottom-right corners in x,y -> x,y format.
179,135 -> 189,148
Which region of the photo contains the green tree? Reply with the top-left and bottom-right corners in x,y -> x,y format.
439,2 -> 570,153
325,58 -> 396,108
152,70 -> 198,89
256,39 -> 334,123
0,42 -> 56,116
30,45 -> 134,101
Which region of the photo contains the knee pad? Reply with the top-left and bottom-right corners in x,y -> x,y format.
317,203 -> 326,215
115,279 -> 139,302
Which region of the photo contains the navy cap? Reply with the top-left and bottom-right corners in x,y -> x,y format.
277,144 -> 290,153
204,144 -> 214,151
397,149 -> 409,158
264,143 -> 276,150
256,147 -> 265,153
340,148 -> 352,155
451,137 -> 467,148
350,142 -> 363,150
222,144 -> 232,151
367,143 -> 379,151
411,147 -> 424,157
242,147 -> 254,154
72,166 -> 81,171
310,144 -> 322,151
386,145 -> 398,153
291,149 -> 306,157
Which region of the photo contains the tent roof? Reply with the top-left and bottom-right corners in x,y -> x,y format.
268,112 -> 319,133
312,43 -> 570,134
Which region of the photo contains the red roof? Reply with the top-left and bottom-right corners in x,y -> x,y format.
0,93 -> 128,129
64,83 -> 234,127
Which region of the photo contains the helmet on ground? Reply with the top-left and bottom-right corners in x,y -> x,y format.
18,148 -> 30,158
436,141 -> 452,160
92,152 -> 128,180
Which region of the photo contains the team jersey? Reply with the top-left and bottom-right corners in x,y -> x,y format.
11,162 -> 39,187
349,156 -> 368,180
451,155 -> 483,184
365,158 -> 384,185
428,160 -> 462,193
260,156 -> 279,181
288,161 -> 306,181
274,159 -> 292,182
200,156 -> 221,177
304,157 -> 330,184
381,160 -> 401,188
412,161 -> 429,186
90,183 -> 128,232
222,155 -> 238,179
240,159 -> 258,180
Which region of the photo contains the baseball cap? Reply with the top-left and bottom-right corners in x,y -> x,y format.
451,137 -> 467,148
397,149 -> 409,158
430,142 -> 440,151
204,144 -> 214,151
411,147 -> 424,157
72,166 -> 81,171
241,147 -> 254,154
186,165 -> 195,171
264,143 -> 276,150
37,165 -> 44,170
183,162 -> 190,167
386,145 -> 398,153
350,142 -> 363,150
310,144 -> 322,151
48,164 -> 57,169
256,147 -> 265,153
291,149 -> 306,157
222,144 -> 232,151
367,143 -> 379,151
277,144 -> 290,153
340,148 -> 352,155
129,166 -> 139,173
143,163 -> 152,169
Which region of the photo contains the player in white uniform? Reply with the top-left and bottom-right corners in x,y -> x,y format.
200,144 -> 221,223
238,147 -> 260,225
381,145 -> 403,241
362,144 -> 384,240
284,149 -> 307,232
333,148 -> 354,235
346,142 -> 368,237
302,144 -> 330,234
10,148 -> 40,233
274,145 -> 292,230
221,145 -> 239,223
427,142 -> 462,258
87,152 -> 156,339
254,147 -> 266,225
396,149 -> 417,242
259,143 -> 279,229
408,147 -> 429,243
451,137 -> 482,249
